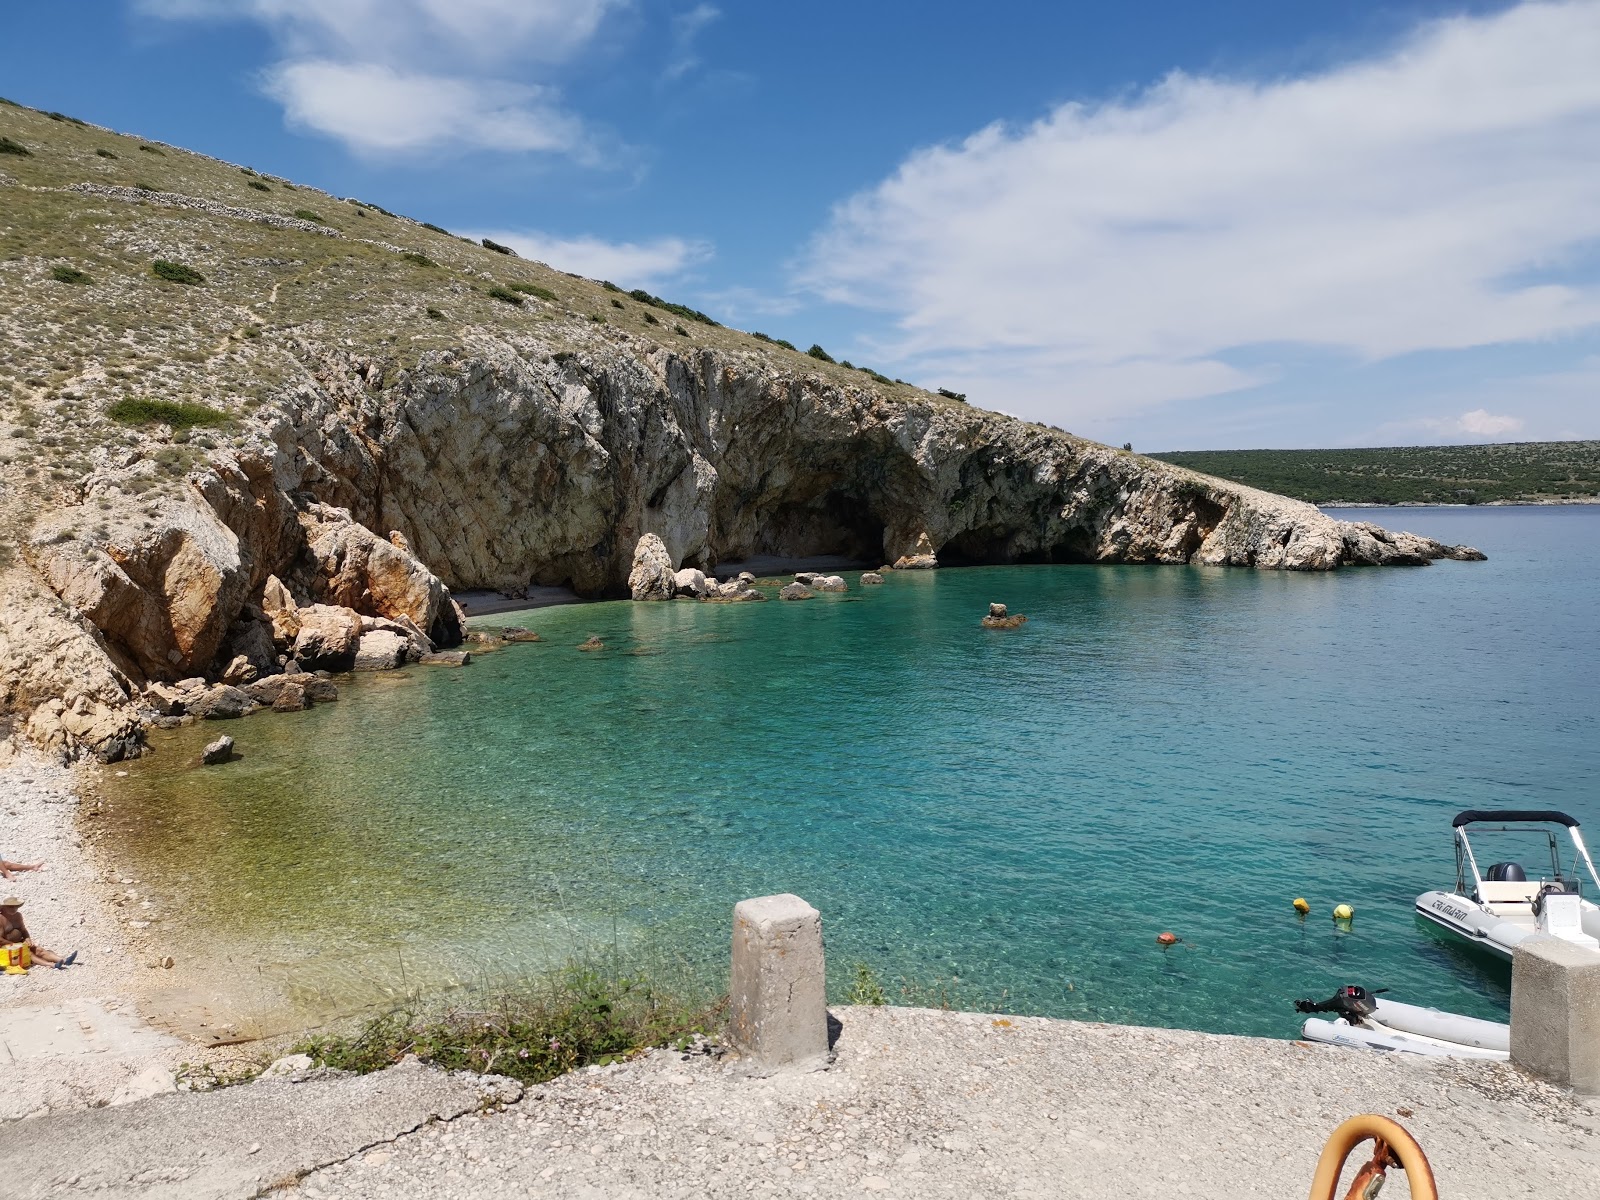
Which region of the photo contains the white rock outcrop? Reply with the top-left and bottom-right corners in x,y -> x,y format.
628,535 -> 675,601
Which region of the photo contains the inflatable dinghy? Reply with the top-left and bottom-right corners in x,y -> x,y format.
1294,985 -> 1509,1061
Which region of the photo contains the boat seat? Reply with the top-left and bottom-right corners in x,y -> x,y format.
1478,880 -> 1539,905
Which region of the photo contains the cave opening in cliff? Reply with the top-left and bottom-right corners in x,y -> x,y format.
938,527 -> 1095,566
755,491 -> 886,565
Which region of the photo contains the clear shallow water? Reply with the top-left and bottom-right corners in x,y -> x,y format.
103,507 -> 1599,1038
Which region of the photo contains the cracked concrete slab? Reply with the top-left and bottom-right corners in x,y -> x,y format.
2,1059 -> 521,1200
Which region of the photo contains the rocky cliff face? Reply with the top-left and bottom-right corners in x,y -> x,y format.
1,328 -> 1482,762
0,103 -> 1483,764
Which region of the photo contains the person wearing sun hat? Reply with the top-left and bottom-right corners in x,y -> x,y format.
0,895 -> 77,971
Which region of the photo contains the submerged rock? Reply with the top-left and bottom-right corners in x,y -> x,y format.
271,682 -> 309,712
501,627 -> 541,643
628,534 -> 675,601
860,572 -> 885,585
420,650 -> 472,666
578,635 -> 605,652
200,735 -> 234,765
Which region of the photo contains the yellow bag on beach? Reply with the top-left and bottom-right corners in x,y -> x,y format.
2,942 -> 30,973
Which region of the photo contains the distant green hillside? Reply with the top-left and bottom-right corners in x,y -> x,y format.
1148,441 -> 1600,506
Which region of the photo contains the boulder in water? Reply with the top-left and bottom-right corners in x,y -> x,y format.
981,602 -> 1027,630
186,684 -> 253,720
628,534 -> 675,601
200,735 -> 234,765
860,572 -> 884,586
779,583 -> 815,601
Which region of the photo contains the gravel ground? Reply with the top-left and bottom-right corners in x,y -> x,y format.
0,748 -> 236,1118
286,1006 -> 1600,1200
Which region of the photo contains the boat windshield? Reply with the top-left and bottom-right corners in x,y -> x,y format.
1454,822 -> 1599,901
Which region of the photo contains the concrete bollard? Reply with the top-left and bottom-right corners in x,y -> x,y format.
729,893 -> 830,1074
1510,934 -> 1600,1094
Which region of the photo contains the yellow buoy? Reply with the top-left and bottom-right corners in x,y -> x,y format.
1293,897 -> 1311,914
1334,903 -> 1354,920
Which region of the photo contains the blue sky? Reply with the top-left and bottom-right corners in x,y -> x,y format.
7,1 -> 1599,450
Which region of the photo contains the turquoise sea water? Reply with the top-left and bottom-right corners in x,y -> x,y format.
103,507 -> 1599,1038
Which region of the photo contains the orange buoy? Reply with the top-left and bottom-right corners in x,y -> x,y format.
1156,931 -> 1179,946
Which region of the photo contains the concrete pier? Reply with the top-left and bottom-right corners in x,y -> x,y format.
1510,934 -> 1600,1093
729,893 -> 830,1074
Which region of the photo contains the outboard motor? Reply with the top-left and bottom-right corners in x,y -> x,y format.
1486,862 -> 1527,882
1294,985 -> 1389,1026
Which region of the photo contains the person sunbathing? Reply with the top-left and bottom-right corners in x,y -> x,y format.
0,896 -> 77,970
0,858 -> 44,881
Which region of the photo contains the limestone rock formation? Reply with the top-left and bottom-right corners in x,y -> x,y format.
353,630 -> 408,671
779,584 -> 814,601
201,736 -> 234,766
186,685 -> 253,721
861,572 -> 885,586
0,314 -> 1482,763
629,535 -> 676,601
982,603 -> 1027,630
272,683 -> 310,712
815,576 -> 847,593
673,567 -> 710,598
291,605 -> 363,672
302,507 -> 460,646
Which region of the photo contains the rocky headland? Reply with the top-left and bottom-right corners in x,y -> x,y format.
0,102 -> 1484,764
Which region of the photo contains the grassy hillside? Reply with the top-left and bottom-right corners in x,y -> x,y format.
0,98 -> 972,559
1149,442 -> 1600,505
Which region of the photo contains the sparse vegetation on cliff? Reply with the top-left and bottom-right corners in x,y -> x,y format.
108,397 -> 230,429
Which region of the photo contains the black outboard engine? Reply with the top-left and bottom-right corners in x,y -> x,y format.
1486,862 -> 1527,882
1294,985 -> 1389,1026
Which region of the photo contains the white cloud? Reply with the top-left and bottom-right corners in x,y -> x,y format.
138,0 -> 623,158
1455,408 -> 1526,437
265,61 -> 585,155
664,5 -> 719,82
799,1 -> 1600,428
471,231 -> 712,291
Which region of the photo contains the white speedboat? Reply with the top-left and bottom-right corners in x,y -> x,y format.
1415,809 -> 1600,960
1295,985 -> 1509,1060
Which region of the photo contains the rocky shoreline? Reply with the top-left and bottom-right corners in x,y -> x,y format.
1,339 -> 1484,767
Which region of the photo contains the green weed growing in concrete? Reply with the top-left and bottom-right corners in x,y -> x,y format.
294,967 -> 722,1085
846,963 -> 889,1006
